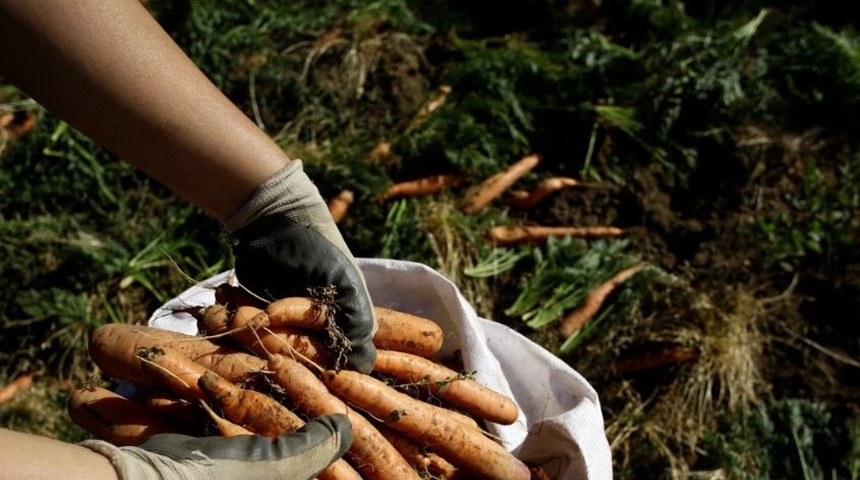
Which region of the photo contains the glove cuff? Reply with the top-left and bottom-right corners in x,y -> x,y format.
224,160 -> 318,233
79,439 -> 212,480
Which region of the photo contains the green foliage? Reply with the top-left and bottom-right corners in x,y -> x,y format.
0,106 -> 228,376
752,159 -> 859,272
505,238 -> 641,328
705,399 -> 853,480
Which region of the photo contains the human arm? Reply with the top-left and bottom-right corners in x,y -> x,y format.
0,0 -> 377,372
0,0 -> 282,219
0,414 -> 352,480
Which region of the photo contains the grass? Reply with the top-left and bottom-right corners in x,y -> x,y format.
3,1 -> 860,478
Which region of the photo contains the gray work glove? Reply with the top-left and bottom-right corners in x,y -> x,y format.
224,160 -> 377,374
80,414 -> 352,480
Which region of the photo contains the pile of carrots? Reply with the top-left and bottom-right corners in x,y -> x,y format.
70,284 -> 540,480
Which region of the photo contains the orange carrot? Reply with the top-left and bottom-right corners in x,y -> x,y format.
264,298 -> 328,330
90,323 -> 266,384
323,369 -> 531,480
486,225 -> 624,246
267,354 -> 420,480
613,347 -> 699,375
198,399 -> 255,437
67,386 -> 182,446
328,189 -> 354,223
460,154 -> 541,214
367,139 -> 393,162
137,393 -> 208,433
197,370 -> 304,438
137,345 -> 209,401
0,373 -> 33,405
376,424 -> 459,479
408,84 -> 452,128
558,262 -> 647,337
371,307 -> 444,357
264,300 -> 445,357
504,177 -> 581,209
373,349 -> 519,425
197,371 -> 361,480
377,174 -> 463,202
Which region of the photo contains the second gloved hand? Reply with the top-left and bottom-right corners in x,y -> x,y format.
81,414 -> 353,480
224,160 -> 377,373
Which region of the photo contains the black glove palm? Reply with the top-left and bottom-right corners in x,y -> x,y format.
226,161 -> 377,373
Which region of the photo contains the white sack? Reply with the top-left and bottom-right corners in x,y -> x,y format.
149,258 -> 614,480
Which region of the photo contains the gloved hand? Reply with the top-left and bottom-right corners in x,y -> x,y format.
80,414 -> 352,480
224,160 -> 377,374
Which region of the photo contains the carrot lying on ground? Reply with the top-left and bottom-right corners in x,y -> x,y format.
67,386 -> 182,446
267,354 -> 419,480
323,369 -> 531,480
486,225 -> 624,246
558,262 -> 647,338
373,349 -> 519,425
613,347 -> 699,375
504,177 -> 583,209
0,373 -> 33,405
460,153 -> 541,214
376,174 -> 463,202
328,189 -> 354,223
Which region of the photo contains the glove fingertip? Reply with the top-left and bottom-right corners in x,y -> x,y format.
346,341 -> 377,374
308,414 -> 354,457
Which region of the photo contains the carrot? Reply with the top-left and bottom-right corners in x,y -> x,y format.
557,262 -> 647,337
373,349 -> 519,425
137,345 -> 209,401
221,306 -> 333,366
377,174 -> 463,202
504,177 -> 582,209
90,323 -> 266,384
197,371 -> 362,480
486,225 -> 624,246
0,373 -> 33,405
197,370 -> 304,438
460,154 -> 541,214
323,369 -> 531,480
613,347 -> 699,375
137,393 -> 208,433
367,139 -> 392,162
267,354 -> 420,480
371,307 -> 444,357
264,299 -> 444,357
408,84 -> 452,128
376,424 -> 459,479
328,189 -> 354,223
265,298 -> 328,330
198,398 -> 255,437
67,386 -> 182,446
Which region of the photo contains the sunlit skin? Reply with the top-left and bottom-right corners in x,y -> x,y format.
0,0 -> 303,479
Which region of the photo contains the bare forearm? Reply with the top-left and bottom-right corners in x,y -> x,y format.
0,428 -> 118,480
0,0 -> 289,220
